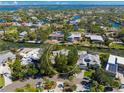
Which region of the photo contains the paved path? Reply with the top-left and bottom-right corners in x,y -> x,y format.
117,72 -> 124,84
1,70 -> 85,92
74,70 -> 85,91
0,78 -> 41,92
0,64 -> 12,87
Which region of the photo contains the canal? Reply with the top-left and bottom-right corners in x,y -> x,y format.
0,40 -> 124,57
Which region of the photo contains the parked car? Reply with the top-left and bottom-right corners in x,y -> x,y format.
58,84 -> 64,88
104,86 -> 113,92
83,77 -> 91,81
81,77 -> 91,85
119,84 -> 124,89
83,89 -> 90,92
83,84 -> 91,89
36,82 -> 42,88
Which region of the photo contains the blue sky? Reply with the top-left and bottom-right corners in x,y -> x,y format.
1,1 -> 124,5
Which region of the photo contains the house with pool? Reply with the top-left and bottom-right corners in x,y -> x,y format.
78,51 -> 101,69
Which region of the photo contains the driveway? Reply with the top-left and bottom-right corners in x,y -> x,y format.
116,72 -> 124,83
1,70 -> 85,92
74,70 -> 85,91
0,78 -> 41,92
0,64 -> 12,87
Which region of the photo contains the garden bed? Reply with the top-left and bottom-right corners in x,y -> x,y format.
84,70 -> 94,77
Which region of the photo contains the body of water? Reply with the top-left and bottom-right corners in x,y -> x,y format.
0,5 -> 124,11
109,19 -> 121,28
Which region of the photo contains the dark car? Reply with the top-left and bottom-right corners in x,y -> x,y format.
83,77 -> 91,81
104,86 -> 113,92
58,84 -> 64,88
119,84 -> 124,89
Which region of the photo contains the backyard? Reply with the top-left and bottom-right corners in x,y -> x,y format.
109,43 -> 124,49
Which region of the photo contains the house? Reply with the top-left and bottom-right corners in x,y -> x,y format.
49,31 -> 64,41
0,30 -> 4,35
67,32 -> 82,42
52,49 -> 69,56
69,20 -> 78,25
21,22 -> 33,27
25,40 -> 41,44
85,34 -> 104,43
19,31 -> 27,38
106,55 -> 124,76
78,51 -> 101,68
20,48 -> 40,65
0,52 -> 16,64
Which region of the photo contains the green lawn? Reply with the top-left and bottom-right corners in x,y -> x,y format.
0,75 -> 5,88
84,70 -> 94,77
109,43 -> 124,49
16,84 -> 40,92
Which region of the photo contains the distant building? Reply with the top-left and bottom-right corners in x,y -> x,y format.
19,31 -> 27,38
106,55 -> 124,76
49,31 -> 64,41
85,34 -> 104,43
67,32 -> 82,42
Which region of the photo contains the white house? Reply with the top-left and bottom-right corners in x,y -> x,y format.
78,51 -> 101,68
85,34 -> 104,42
106,55 -> 124,76
19,31 -> 27,38
68,32 -> 82,42
20,49 -> 40,65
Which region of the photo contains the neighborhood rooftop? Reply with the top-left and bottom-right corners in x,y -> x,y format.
85,34 -> 104,42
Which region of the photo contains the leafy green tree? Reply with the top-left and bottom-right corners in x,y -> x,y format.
67,48 -> 78,65
99,53 -> 109,68
10,58 -> 25,80
37,28 -> 51,42
55,54 -> 68,73
118,29 -> 124,38
17,26 -> 30,33
63,81 -> 77,92
39,45 -> 56,76
90,81 -> 104,92
27,64 -> 38,77
121,37 -> 124,43
91,68 -> 120,88
63,30 -> 69,42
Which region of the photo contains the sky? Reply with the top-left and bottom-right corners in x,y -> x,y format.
1,1 -> 124,5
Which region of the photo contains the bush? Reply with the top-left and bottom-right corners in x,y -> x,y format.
99,53 -> 109,68
16,88 -> 24,92
68,76 -> 75,81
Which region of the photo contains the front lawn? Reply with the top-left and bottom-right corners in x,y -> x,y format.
109,43 -> 124,49
16,84 -> 39,92
0,75 -> 5,88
